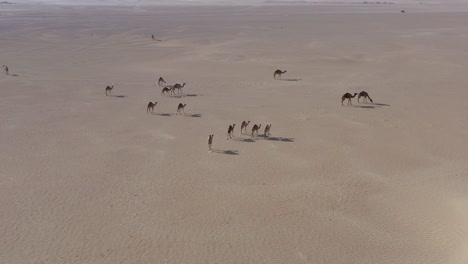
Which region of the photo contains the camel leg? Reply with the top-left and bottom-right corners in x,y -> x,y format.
341,99 -> 345,106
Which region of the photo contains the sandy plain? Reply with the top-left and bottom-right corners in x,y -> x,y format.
1,4 -> 468,264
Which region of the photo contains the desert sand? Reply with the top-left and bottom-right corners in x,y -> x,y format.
1,3 -> 468,264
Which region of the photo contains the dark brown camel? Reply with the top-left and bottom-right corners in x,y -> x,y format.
208,134 -> 214,152
273,69 -> 287,79
176,103 -> 186,115
358,91 -> 373,103
341,93 -> 358,106
147,101 -> 157,114
105,85 -> 114,96
251,124 -> 262,138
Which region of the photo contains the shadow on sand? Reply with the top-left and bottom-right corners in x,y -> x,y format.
170,94 -> 202,98
111,95 -> 127,98
233,137 -> 256,143
279,78 -> 301,82
212,149 -> 239,155
10,74 -> 19,77
350,105 -> 376,109
184,114 -> 202,118
262,136 -> 295,142
154,113 -> 173,116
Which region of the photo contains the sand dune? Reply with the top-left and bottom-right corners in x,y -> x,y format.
1,4 -> 467,264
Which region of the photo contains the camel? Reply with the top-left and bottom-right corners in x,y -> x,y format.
401,10 -> 406,13
357,91 -> 373,103
161,87 -> 171,96
147,101 -> 157,114
251,124 -> 262,138
158,77 -> 166,87
208,134 -> 214,152
173,83 -> 186,95
240,121 -> 250,135
3,65 -> 8,75
264,124 -> 272,137
176,103 -> 186,115
341,93 -> 358,106
152,35 -> 155,40
105,85 -> 114,96
227,124 -> 236,140
273,69 -> 287,79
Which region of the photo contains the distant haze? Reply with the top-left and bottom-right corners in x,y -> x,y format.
7,0 -> 468,6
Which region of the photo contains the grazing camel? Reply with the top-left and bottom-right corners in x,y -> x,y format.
251,124 -> 262,138
161,87 -> 171,96
105,85 -> 114,96
158,77 -> 166,87
264,124 -> 272,137
240,121 -> 250,135
227,124 -> 236,140
357,91 -> 373,103
208,134 -> 214,152
341,93 -> 358,106
147,101 -> 157,114
173,83 -> 186,94
176,103 -> 186,115
3,65 -> 8,75
152,35 -> 155,40
273,69 -> 287,79
401,10 -> 406,13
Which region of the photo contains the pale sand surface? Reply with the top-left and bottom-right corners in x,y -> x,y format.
1,5 -> 468,264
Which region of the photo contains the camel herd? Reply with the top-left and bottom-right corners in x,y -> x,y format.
3,62 -> 376,153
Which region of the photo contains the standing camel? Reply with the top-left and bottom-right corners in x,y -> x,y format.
173,83 -> 186,94
341,93 -> 358,106
147,101 -> 157,114
105,85 -> 114,96
161,87 -> 171,96
227,124 -> 236,140
176,103 -> 186,115
264,124 -> 272,137
357,91 -> 373,103
251,124 -> 262,138
208,134 -> 214,152
158,77 -> 166,87
240,121 -> 250,135
273,69 -> 287,79
3,65 -> 9,75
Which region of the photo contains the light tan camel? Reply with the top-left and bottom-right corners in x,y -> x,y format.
264,124 -> 271,137
358,91 -> 373,103
208,134 -> 214,152
251,124 -> 262,138
105,85 -> 114,96
240,121 -> 250,135
176,103 -> 186,115
147,101 -> 157,114
273,69 -> 287,79
3,65 -> 9,75
341,93 -> 358,106
227,124 -> 236,140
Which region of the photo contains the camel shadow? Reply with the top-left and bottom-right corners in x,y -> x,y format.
372,103 -> 390,106
170,94 -> 202,98
264,136 -> 295,142
279,78 -> 301,82
10,74 -> 19,77
212,149 -> 239,155
111,95 -> 127,98
350,105 -> 376,109
155,113 -> 173,116
184,114 -> 202,118
233,137 -> 256,143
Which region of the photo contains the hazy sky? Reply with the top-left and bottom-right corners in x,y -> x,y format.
9,0 -> 468,5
